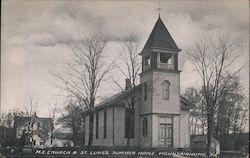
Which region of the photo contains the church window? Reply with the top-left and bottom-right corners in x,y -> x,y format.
83,116 -> 86,144
162,80 -> 170,100
144,55 -> 150,65
160,53 -> 172,64
96,112 -> 99,139
124,108 -> 135,138
144,83 -> 147,100
103,109 -> 107,138
143,117 -> 148,137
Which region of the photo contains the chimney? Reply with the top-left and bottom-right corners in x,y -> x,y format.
125,79 -> 131,90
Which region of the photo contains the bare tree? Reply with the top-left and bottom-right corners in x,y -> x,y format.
186,35 -> 246,155
113,34 -> 141,146
48,100 -> 58,145
53,33 -> 114,146
21,96 -> 38,147
23,96 -> 38,117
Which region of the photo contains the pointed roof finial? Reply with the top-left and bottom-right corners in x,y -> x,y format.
140,13 -> 180,55
157,2 -> 161,18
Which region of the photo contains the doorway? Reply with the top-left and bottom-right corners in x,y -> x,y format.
159,124 -> 173,148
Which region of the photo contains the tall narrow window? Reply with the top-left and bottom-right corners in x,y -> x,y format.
144,83 -> 147,100
124,108 -> 135,138
83,116 -> 86,144
143,117 -> 148,137
96,112 -> 99,139
131,109 -> 135,138
103,109 -> 107,138
162,80 -> 170,100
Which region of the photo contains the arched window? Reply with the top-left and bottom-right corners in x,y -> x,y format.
96,112 -> 99,139
162,80 -> 170,100
144,83 -> 147,100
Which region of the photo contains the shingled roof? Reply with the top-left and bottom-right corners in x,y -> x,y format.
90,86 -> 194,112
14,116 -> 52,128
140,16 -> 180,55
180,96 -> 196,110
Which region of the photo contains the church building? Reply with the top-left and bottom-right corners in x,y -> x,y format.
84,16 -> 194,148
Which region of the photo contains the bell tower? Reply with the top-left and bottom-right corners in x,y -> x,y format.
140,16 -> 181,114
139,16 -> 182,148
140,16 -> 181,73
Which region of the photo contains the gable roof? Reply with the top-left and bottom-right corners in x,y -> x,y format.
93,85 -> 142,111
91,85 -> 194,112
14,116 -> 52,128
180,96 -> 196,110
140,16 -> 180,55
38,117 -> 53,124
14,116 -> 30,128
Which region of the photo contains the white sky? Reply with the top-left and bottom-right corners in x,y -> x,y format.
1,0 -> 249,123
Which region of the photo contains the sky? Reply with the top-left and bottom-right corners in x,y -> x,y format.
1,0 -> 249,122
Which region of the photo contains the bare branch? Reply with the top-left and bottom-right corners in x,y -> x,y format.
52,32 -> 114,146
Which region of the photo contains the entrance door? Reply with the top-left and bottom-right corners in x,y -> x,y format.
159,124 -> 173,148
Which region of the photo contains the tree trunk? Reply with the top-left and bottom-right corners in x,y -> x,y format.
83,115 -> 86,146
190,116 -> 194,135
127,137 -> 130,146
207,112 -> 211,157
126,115 -> 131,146
88,112 -> 94,146
194,118 -> 197,135
203,122 -> 205,135
127,98 -> 135,146
207,111 -> 215,157
73,128 -> 78,146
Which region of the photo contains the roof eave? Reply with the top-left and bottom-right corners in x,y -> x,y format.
139,47 -> 181,55
180,95 -> 195,109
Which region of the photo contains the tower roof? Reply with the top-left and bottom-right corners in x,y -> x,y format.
140,16 -> 180,55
